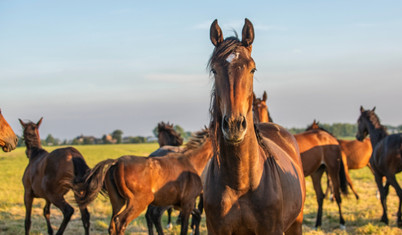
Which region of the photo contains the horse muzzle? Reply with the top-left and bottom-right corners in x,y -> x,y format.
221,115 -> 247,144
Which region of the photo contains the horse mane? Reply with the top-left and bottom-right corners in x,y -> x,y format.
184,127 -> 210,152
364,110 -> 388,134
157,121 -> 183,146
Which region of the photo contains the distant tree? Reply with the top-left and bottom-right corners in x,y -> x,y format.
72,138 -> 80,145
45,134 -> 55,146
152,126 -> 158,138
112,130 -> 123,144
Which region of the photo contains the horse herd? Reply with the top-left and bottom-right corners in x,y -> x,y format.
1,18 -> 402,235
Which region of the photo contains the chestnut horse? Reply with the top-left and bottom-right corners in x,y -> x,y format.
356,106 -> 402,226
19,118 -> 90,235
76,129 -> 213,235
294,125 -> 348,229
0,109 -> 18,152
147,121 -> 184,234
252,91 -> 273,123
204,18 -> 305,234
307,120 -> 373,200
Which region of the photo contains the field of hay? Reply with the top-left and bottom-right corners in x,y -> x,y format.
1,143 -> 402,234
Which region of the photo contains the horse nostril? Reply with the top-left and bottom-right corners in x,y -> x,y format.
241,116 -> 247,130
223,116 -> 229,131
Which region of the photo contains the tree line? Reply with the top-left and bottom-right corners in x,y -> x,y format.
16,122 -> 402,147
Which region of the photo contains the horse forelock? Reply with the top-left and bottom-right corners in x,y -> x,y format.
207,36 -> 242,71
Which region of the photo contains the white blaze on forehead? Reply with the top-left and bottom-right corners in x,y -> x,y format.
226,52 -> 239,63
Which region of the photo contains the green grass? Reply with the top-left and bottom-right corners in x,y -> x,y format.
1,144 -> 402,234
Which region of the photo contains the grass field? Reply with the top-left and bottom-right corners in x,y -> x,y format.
1,143 -> 402,234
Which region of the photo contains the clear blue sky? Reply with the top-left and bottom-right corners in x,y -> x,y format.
1,1 -> 402,140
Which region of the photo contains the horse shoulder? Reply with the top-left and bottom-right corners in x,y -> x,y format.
255,123 -> 300,165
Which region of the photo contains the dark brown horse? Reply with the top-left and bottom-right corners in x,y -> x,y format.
204,18 -> 305,234
76,129 -> 213,235
0,109 -> 18,152
146,121 -> 185,235
356,106 -> 402,226
252,91 -> 273,123
295,124 -> 348,229
19,118 -> 90,235
307,120 -> 373,200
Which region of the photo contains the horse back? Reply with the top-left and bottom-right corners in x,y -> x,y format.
338,138 -> 372,169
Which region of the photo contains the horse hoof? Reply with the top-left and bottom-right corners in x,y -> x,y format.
340,224 -> 346,230
166,223 -> 173,230
380,217 -> 389,225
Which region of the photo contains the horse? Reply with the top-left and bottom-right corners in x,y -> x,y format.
252,91 -> 273,123
204,18 -> 305,234
356,106 -> 402,226
76,129 -> 213,235
19,118 -> 90,235
146,121 -> 186,235
0,109 -> 18,152
307,120 -> 373,200
294,123 -> 348,229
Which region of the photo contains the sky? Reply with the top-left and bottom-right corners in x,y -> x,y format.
1,1 -> 402,140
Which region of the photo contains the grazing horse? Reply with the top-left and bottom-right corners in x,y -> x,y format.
294,124 -> 348,229
76,129 -> 213,235
356,106 -> 402,226
0,109 -> 18,152
307,120 -> 373,200
252,91 -> 273,123
19,118 -> 90,235
204,18 -> 305,234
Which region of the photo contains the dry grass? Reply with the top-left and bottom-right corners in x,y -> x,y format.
1,144 -> 402,234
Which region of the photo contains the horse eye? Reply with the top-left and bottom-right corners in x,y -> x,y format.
211,69 -> 217,74
251,68 -> 257,74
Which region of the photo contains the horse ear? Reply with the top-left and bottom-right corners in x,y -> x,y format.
313,119 -> 317,125
210,19 -> 223,47
360,106 -> 364,113
241,18 -> 254,49
253,92 -> 256,101
19,119 -> 26,127
37,117 -> 43,127
372,106 -> 376,112
262,91 -> 267,101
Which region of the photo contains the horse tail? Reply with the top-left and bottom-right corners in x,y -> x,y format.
339,152 -> 348,195
72,156 -> 90,185
74,158 -> 117,208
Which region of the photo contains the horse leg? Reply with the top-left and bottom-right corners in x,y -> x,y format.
374,173 -> 389,224
341,152 -> 359,200
153,206 -> 166,235
79,206 -> 90,235
43,200 -> 54,235
51,197 -> 74,235
327,165 -> 345,229
191,195 -> 203,235
167,207 -> 174,229
385,174 -> 402,227
24,192 -> 33,235
179,202 -> 194,235
311,166 -> 325,229
145,206 -> 155,235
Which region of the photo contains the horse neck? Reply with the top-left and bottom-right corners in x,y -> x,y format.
186,140 -> 213,176
217,113 -> 262,191
24,137 -> 45,160
366,119 -> 388,147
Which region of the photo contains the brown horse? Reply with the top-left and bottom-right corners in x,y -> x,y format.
356,106 -> 402,226
0,109 -> 18,152
294,124 -> 348,229
252,91 -> 273,123
76,129 -> 213,235
19,118 -> 90,235
307,120 -> 373,200
204,18 -> 305,234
